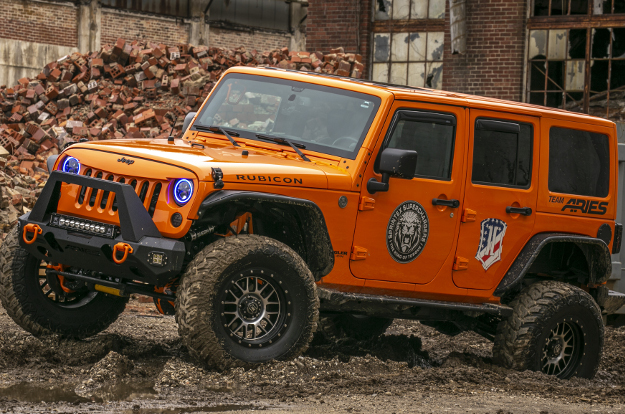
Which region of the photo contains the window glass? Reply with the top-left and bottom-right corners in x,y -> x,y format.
549,127 -> 610,197
385,112 -> 456,180
472,121 -> 533,187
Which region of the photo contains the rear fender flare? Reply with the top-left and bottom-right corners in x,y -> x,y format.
494,233 -> 611,297
195,190 -> 334,280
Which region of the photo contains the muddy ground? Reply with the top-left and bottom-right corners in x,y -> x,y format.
0,298 -> 623,414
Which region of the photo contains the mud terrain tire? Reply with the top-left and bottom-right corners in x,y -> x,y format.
0,228 -> 128,339
317,314 -> 393,341
176,235 -> 319,369
493,280 -> 603,379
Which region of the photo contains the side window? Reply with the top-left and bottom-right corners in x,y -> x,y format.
472,119 -> 533,188
384,111 -> 456,180
548,127 -> 610,198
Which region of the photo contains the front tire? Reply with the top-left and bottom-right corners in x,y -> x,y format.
0,228 -> 128,339
493,281 -> 603,379
176,235 -> 319,369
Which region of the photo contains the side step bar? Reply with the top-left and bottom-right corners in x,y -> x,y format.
318,287 -> 513,320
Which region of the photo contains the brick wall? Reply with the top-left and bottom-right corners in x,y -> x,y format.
209,27 -> 290,51
0,0 -> 78,48
443,0 -> 527,101
305,0 -> 370,57
100,9 -> 190,47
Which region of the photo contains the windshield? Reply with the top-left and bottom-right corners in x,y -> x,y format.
192,73 -> 382,159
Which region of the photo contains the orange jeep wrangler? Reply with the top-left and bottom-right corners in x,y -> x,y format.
2,66 -> 622,379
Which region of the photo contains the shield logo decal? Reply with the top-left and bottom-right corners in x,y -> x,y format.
475,218 -> 507,271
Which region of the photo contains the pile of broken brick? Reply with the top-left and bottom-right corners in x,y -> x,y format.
0,40 -> 362,237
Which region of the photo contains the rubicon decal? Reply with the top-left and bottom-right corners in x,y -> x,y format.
386,201 -> 429,264
561,198 -> 608,215
476,218 -> 507,271
236,175 -> 303,184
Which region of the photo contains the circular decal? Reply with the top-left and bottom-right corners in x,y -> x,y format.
386,201 -> 429,264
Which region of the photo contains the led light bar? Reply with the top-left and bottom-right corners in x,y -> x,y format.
49,213 -> 120,239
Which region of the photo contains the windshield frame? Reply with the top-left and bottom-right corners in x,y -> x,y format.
191,73 -> 382,160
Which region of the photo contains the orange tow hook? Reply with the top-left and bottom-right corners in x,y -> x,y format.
112,242 -> 133,264
23,224 -> 42,244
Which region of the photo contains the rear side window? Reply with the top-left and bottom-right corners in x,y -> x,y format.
472,119 -> 533,188
384,111 -> 456,180
548,127 -> 610,198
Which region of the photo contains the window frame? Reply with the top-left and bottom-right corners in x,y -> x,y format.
471,117 -> 534,190
374,108 -> 457,181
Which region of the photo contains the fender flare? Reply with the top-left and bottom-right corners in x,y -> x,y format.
196,190 -> 334,279
494,232 -> 612,297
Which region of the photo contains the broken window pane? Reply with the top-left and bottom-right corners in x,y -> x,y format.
551,0 -> 566,15
592,28 -> 611,58
372,63 -> 390,83
429,0 -> 445,18
375,0 -> 392,20
616,0 -> 625,13
408,33 -> 426,61
530,92 -> 545,105
548,61 -> 565,90
411,0 -> 427,18
594,0 -> 606,14
374,34 -> 391,62
570,0 -> 589,14
529,30 -> 547,60
393,0 -> 410,19
390,63 -> 408,84
568,29 -> 587,59
548,30 -> 567,59
391,33 -> 410,61
408,62 -> 426,87
427,32 -> 444,61
566,60 -> 586,91
426,62 -> 443,89
530,61 -> 547,90
546,92 -> 564,107
610,60 -> 625,90
534,0 -> 550,15
613,28 -> 625,58
590,60 -> 609,91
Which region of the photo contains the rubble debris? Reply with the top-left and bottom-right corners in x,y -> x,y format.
0,40 -> 363,239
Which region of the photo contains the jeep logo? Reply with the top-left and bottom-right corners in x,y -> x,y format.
117,157 -> 135,165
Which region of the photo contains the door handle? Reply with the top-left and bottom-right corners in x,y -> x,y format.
432,198 -> 460,208
506,206 -> 532,216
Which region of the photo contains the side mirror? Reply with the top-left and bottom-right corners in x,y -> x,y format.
182,112 -> 197,134
367,148 -> 418,194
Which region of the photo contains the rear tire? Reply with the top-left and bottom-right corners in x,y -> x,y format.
0,228 -> 128,339
493,281 -> 603,379
317,314 -> 393,341
175,235 -> 319,369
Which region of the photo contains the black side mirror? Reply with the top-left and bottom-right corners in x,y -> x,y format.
182,112 -> 197,134
367,148 -> 418,194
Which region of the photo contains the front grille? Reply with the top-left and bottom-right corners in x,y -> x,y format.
75,167 -> 166,218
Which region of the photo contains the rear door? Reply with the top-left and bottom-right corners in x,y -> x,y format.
453,110 -> 539,290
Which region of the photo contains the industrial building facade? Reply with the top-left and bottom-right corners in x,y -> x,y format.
306,0 -> 625,122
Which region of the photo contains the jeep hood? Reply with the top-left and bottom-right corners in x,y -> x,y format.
63,138 -> 353,190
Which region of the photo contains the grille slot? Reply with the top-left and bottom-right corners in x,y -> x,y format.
74,168 -> 165,218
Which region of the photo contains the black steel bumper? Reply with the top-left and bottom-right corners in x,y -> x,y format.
18,171 -> 186,286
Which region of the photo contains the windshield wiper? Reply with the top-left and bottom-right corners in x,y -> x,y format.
255,134 -> 310,162
194,125 -> 240,146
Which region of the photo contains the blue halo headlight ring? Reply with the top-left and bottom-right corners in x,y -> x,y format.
61,156 -> 80,174
173,179 -> 193,205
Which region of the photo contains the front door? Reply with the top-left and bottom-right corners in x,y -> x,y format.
453,110 -> 539,290
350,102 -> 466,284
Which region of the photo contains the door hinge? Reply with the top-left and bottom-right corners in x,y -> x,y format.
453,256 -> 469,271
351,246 -> 368,260
358,196 -> 375,211
461,208 -> 477,223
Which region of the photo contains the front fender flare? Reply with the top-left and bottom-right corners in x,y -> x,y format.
494,233 -> 611,297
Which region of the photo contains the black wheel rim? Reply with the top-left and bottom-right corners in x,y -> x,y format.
35,260 -> 97,309
218,267 -> 290,347
541,320 -> 583,377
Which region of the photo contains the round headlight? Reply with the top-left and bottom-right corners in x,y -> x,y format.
61,156 -> 80,174
173,179 -> 193,205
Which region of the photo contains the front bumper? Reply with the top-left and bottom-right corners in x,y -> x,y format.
18,171 -> 186,286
